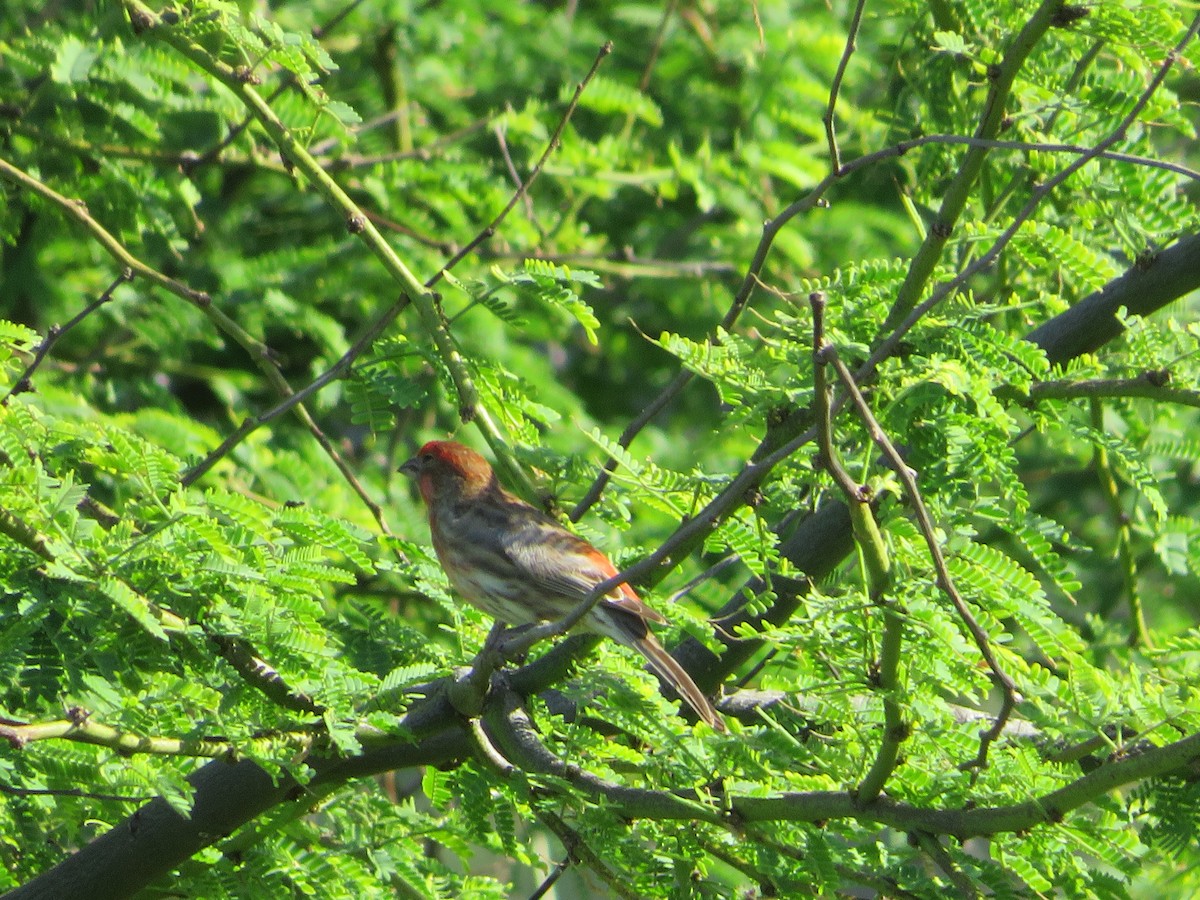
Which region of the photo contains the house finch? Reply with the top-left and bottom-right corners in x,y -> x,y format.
400,440 -> 724,731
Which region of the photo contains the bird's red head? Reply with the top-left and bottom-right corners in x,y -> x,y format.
400,440 -> 495,503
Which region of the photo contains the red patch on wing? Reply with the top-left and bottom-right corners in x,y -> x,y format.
580,544 -> 667,624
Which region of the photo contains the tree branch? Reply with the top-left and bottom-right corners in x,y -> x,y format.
810,293 -> 906,799
0,715 -> 235,759
881,0 -> 1065,330
823,0 -> 868,174
2,268 -> 131,405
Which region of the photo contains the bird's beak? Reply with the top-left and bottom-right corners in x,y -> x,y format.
399,456 -> 420,478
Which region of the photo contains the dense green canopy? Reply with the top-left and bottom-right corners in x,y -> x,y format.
1,1 -> 1199,897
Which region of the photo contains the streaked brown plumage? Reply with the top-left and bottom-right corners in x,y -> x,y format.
400,440 -> 724,731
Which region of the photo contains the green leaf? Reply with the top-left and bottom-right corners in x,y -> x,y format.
51,36 -> 98,84
96,577 -> 168,641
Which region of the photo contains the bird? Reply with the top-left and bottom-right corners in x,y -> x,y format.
400,440 -> 725,731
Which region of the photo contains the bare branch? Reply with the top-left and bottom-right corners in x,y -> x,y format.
2,269 -> 131,405
1029,374 -> 1200,408
0,714 -> 236,759
823,0 -> 868,174
823,348 -> 1018,771
0,782 -> 149,804
915,832 -> 981,899
811,293 -> 906,799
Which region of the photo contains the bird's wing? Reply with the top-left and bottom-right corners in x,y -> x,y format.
501,515 -> 667,624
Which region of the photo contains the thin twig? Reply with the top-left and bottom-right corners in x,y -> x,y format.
526,854 -> 572,900
493,122 -> 534,220
570,197 -> 804,519
468,716 -> 516,776
532,808 -> 642,900
487,250 -> 736,279
361,206 -> 456,252
0,156 -> 210,307
811,294 -> 905,800
637,0 -> 678,92
665,552 -> 742,605
911,134 -> 1200,182
0,782 -> 150,804
484,682 -> 722,823
915,832 -> 980,899
1029,374 -> 1200,409
183,80 -> 293,175
822,348 -> 1018,771
823,0 -> 868,174
0,716 -> 235,759
810,295 -> 862,502
181,295 -> 409,488
1089,399 -> 1151,649
435,41 -> 613,293
323,118 -> 490,169
206,632 -> 325,715
310,0 -> 367,39
2,268 -> 132,405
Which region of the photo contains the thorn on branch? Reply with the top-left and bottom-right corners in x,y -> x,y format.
1050,4 -> 1090,27
1144,368 -> 1170,387
765,404 -> 793,429
866,661 -> 881,687
128,7 -> 153,31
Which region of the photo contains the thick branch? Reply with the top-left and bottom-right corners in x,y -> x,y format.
5,726 -> 468,900
1026,232 -> 1200,366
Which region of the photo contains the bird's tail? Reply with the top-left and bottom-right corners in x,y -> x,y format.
630,632 -> 726,733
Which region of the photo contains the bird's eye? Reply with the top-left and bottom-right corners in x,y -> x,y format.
421,452 -> 434,463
